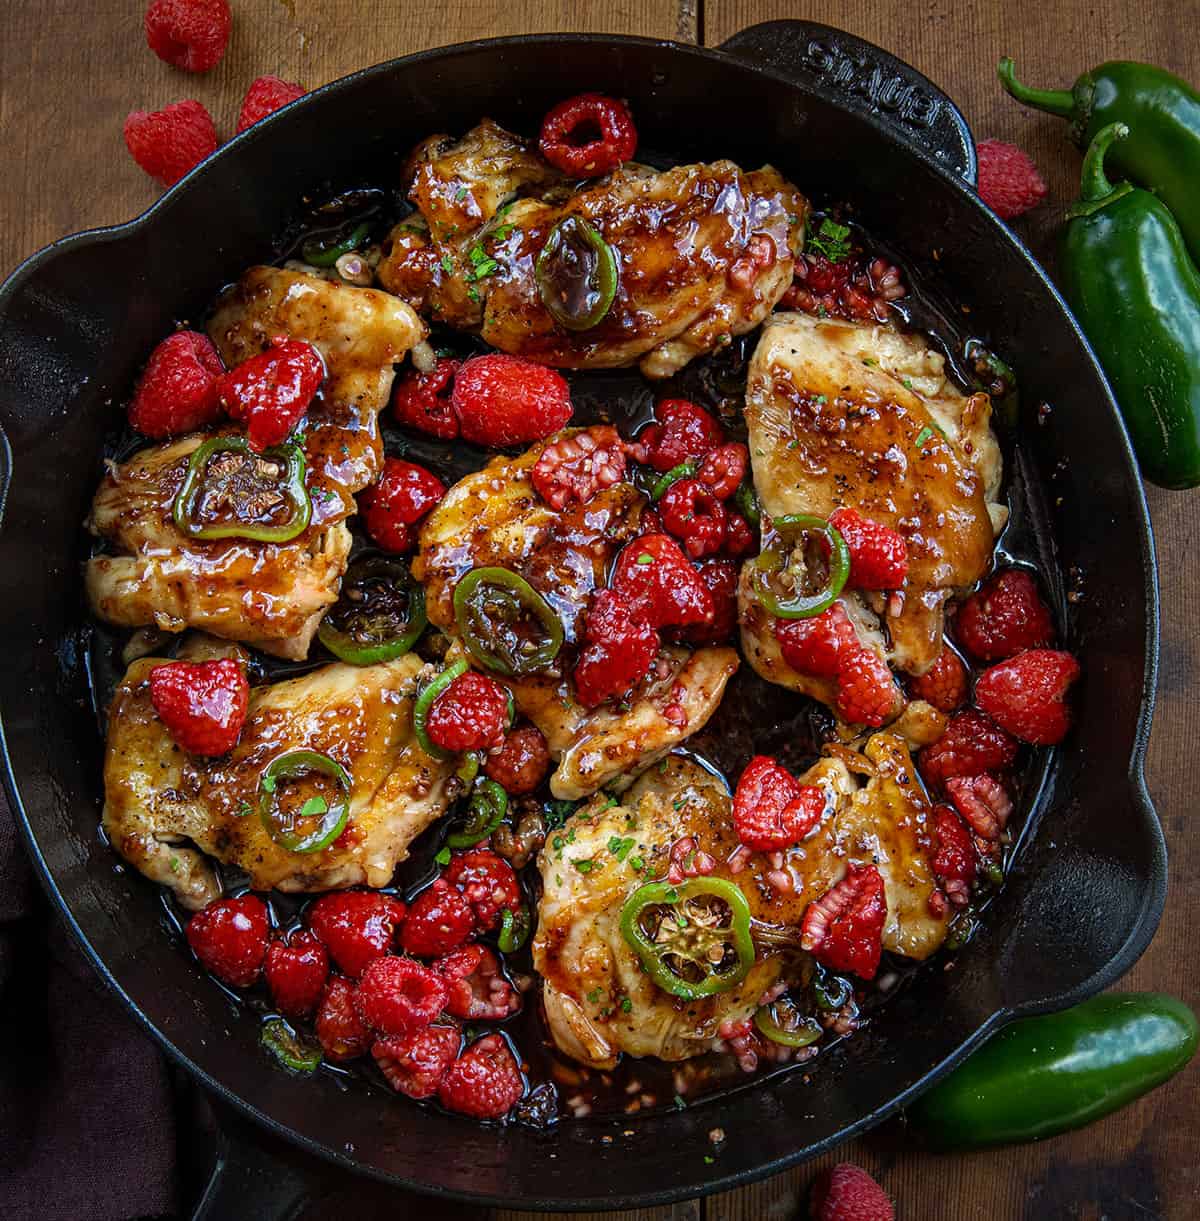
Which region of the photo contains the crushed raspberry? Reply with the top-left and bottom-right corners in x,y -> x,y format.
931,804 -> 977,908
438,1033 -> 526,1120
538,93 -> 637,177
573,588 -> 659,708
373,1025 -> 461,1099
237,76 -> 306,133
610,533 -> 714,629
723,512 -> 755,557
149,658 -> 248,756
955,569 -> 1055,661
484,725 -> 551,794
907,645 -> 968,713
307,891 -> 406,978
451,354 -> 573,448
144,0 -> 231,73
435,945 -> 522,1020
945,774 -> 1013,841
635,399 -> 724,472
780,249 -> 905,323
426,671 -> 509,753
800,864 -> 887,980
264,929 -> 329,1018
696,443 -> 748,501
185,894 -> 268,987
810,1162 -> 894,1221
391,357 -> 461,438
835,647 -> 900,727
124,100 -> 219,187
775,603 -> 858,679
354,955 -> 448,1037
918,709 -> 1019,792
531,425 -> 627,510
360,457 -> 445,554
977,139 -> 1048,221
127,330 -> 225,437
315,974 -> 372,1062
671,557 -> 738,646
830,508 -> 908,590
442,850 -> 521,931
733,755 -> 828,851
659,477 -> 727,559
975,648 -> 1080,745
399,879 -> 475,958
216,336 -> 325,452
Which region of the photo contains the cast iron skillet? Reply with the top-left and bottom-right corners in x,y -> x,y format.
0,21 -> 1166,1214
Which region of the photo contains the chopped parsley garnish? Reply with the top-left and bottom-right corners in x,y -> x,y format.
620,996 -> 633,1014
608,835 -> 634,861
454,185 -> 468,201
545,798 -> 576,831
673,1094 -> 687,1110
807,218 -> 853,264
574,858 -> 596,873
628,855 -> 645,873
439,253 -> 454,275
492,223 -> 514,241
466,285 -> 480,304
915,425 -> 935,449
234,801 -> 252,819
435,846 -> 451,866
636,553 -> 654,565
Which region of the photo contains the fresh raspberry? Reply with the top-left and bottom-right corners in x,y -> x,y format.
775,603 -> 858,679
918,708 -> 1019,792
610,533 -> 714,629
573,589 -> 659,708
809,1162 -> 894,1221
531,425 -> 628,510
977,139 -> 1048,221
451,354 -> 573,448
315,974 -> 372,1061
426,671 -> 509,753
373,1025 -> 461,1099
360,457 -> 446,554
149,658 -> 248,756
671,557 -> 738,646
435,945 -> 522,1020
538,93 -> 637,177
659,478 -> 727,559
399,880 -> 475,958
931,804 -> 978,907
945,774 -> 1013,841
975,648 -> 1080,745
185,894 -> 268,987
800,865 -> 887,980
442,850 -> 521,931
216,336 -> 325,452
484,725 -> 550,794
907,644 -> 968,712
733,755 -> 828,851
354,955 -> 448,1037
829,508 -> 908,590
955,569 -> 1055,661
144,0 -> 231,73
723,512 -> 755,557
438,1033 -> 525,1120
307,891 -> 406,978
636,399 -> 724,472
264,929 -> 329,1018
696,443 -> 748,501
835,647 -> 900,727
124,100 -> 219,187
127,331 -> 225,437
237,76 -> 305,133
391,357 -> 461,439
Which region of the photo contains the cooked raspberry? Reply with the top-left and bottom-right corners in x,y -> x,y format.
659,477 -> 727,559
775,603 -> 858,679
399,880 -> 474,958
144,0 -> 230,73
149,658 -> 248,756
538,93 -> 637,177
354,955 -> 448,1037
315,975 -> 372,1062
907,645 -> 968,713
124,100 -> 219,187
442,849 -> 521,931
955,569 -> 1055,661
360,457 -> 445,554
127,330 -> 225,437
945,774 -> 1013,841
610,533 -> 714,629
696,443 -> 748,501
438,1033 -> 525,1120
671,557 -> 738,646
452,354 -> 573,448
723,512 -> 755,557
216,336 -> 325,452
264,929 -> 329,1018
307,891 -> 406,978
810,1162 -> 894,1221
783,248 -> 905,325
373,1025 -> 461,1099
800,864 -> 887,980
733,755 -> 828,851
391,357 -> 461,439
835,647 -> 900,727
977,138 -> 1048,221
531,425 -> 627,510
931,804 -> 977,908
185,894 -> 268,987
236,76 -> 305,133
573,588 -> 659,708
426,671 -> 509,753
829,508 -> 908,590
636,399 -> 724,472
435,945 -> 522,1020
918,708 -> 1019,792
975,648 -> 1080,745
484,725 -> 550,794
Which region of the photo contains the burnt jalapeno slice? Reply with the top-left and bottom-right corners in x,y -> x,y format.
302,220 -> 372,268
535,215 -> 619,331
258,749 -> 352,854
453,567 -> 564,677
318,555 -> 427,665
751,513 -> 850,619
754,995 -> 823,1048
446,778 -> 509,849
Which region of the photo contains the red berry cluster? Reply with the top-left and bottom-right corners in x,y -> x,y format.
780,249 -> 907,323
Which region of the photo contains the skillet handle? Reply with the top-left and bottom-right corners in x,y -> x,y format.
719,20 -> 977,185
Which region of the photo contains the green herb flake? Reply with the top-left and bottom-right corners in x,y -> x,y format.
704,1155 -> 715,1165
620,997 -> 633,1014
168,856 -> 180,874
454,185 -> 468,202
608,836 -> 634,861
469,257 -> 499,281
435,846 -> 451,866
629,855 -> 645,873
636,553 -> 654,565
492,223 -> 514,241
915,426 -> 935,450
439,253 -> 454,275
298,796 -> 328,818
673,1094 -> 687,1110
903,378 -> 914,390
807,218 -> 852,263
466,285 -> 480,304
586,987 -> 605,1004
574,858 -> 596,874
234,801 -> 252,819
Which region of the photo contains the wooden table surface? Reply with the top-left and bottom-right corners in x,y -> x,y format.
2,2 -> 1196,1218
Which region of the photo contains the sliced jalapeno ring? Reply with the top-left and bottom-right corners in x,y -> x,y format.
413,659 -> 468,761
447,778 -> 508,849
650,461 -> 697,503
812,969 -> 853,1012
754,998 -> 823,1048
261,1017 -> 323,1073
455,751 -> 481,787
734,481 -> 761,527
174,435 -> 312,543
318,555 -> 427,665
453,567 -> 564,676
620,877 -> 755,1000
535,215 -> 619,331
258,749 -> 351,854
302,220 -> 372,268
751,513 -> 850,620
498,904 -> 531,954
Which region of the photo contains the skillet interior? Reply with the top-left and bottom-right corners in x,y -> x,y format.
0,33 -> 1164,1209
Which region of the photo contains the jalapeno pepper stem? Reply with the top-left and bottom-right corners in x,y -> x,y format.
1068,123 -> 1135,218
997,58 -> 1076,118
